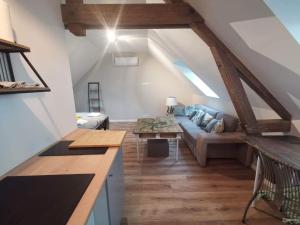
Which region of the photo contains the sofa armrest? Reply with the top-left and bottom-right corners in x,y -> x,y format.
195,132 -> 246,167
197,132 -> 246,145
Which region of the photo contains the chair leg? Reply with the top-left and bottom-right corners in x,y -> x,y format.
242,191 -> 259,223
242,156 -> 264,223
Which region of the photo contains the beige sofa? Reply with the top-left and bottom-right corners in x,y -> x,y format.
175,105 -> 253,167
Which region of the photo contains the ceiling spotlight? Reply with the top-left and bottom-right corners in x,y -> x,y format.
107,29 -> 116,42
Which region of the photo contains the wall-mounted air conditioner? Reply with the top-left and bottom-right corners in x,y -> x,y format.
113,53 -> 139,67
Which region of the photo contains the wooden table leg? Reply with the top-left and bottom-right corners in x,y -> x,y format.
176,138 -> 179,161
136,135 -> 140,162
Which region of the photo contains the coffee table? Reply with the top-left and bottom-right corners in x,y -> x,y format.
133,116 -> 183,162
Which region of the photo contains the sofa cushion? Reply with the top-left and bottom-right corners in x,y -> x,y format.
204,119 -> 218,132
175,116 -> 191,124
188,111 -> 197,119
180,120 -> 206,140
215,113 -> 238,132
211,118 -> 225,133
191,110 -> 205,126
174,106 -> 185,116
185,105 -> 197,117
200,105 -> 220,118
200,113 -> 214,127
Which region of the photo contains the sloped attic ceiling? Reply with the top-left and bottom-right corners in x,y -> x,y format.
66,28 -> 233,107
66,29 -> 149,84
186,0 -> 300,119
66,0 -> 300,122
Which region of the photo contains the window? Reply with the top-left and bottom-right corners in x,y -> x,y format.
174,60 -> 219,99
0,53 -> 14,82
264,0 -> 300,45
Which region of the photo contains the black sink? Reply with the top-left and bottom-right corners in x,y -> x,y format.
0,174 -> 94,225
39,140 -> 108,156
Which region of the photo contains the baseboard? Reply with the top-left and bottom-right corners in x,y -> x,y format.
110,119 -> 137,122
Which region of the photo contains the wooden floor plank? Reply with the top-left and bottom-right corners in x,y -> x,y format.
111,122 -> 283,225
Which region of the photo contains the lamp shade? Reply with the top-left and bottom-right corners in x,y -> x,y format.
166,97 -> 177,106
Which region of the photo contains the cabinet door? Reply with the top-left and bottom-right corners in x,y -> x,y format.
107,148 -> 125,225
93,182 -> 110,225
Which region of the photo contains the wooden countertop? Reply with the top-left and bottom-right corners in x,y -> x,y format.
2,129 -> 124,225
242,135 -> 300,170
69,130 -> 126,148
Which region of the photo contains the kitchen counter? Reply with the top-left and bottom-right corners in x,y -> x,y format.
1,129 -> 125,225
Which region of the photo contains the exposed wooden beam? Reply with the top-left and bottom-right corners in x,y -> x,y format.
210,46 -> 259,134
190,22 -> 291,121
68,23 -> 86,36
66,0 -> 83,3
163,0 -> 292,133
257,119 -> 291,133
61,3 -> 203,32
65,0 -> 86,36
164,0 -> 186,3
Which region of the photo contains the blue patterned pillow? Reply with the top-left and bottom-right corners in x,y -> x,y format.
200,113 -> 214,128
191,110 -> 205,126
185,105 -> 196,117
205,119 -> 218,132
211,118 -> 224,133
174,106 -> 185,116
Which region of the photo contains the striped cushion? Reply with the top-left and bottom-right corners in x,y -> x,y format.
191,110 -> 205,126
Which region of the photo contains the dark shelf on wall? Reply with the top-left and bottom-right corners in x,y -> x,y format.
0,87 -> 50,95
0,39 -> 51,95
0,38 -> 30,53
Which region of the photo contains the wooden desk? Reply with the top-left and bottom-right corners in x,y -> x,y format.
242,135 -> 300,224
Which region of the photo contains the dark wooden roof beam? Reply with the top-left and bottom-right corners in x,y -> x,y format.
61,3 -> 203,35
190,22 -> 291,121
257,119 -> 291,133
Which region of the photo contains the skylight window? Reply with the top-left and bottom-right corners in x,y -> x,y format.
264,0 -> 300,45
174,60 -> 219,99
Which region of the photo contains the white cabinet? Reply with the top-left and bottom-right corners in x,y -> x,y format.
93,184 -> 110,225
106,148 -> 124,225
89,148 -> 124,225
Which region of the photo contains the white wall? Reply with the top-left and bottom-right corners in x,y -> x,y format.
0,0 -> 76,176
74,52 -> 197,120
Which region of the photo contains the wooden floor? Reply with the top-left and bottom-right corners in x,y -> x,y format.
110,122 -> 283,225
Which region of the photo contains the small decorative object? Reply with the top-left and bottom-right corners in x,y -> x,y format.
166,96 -> 177,115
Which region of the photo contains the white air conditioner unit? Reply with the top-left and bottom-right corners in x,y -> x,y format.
113,53 -> 139,67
